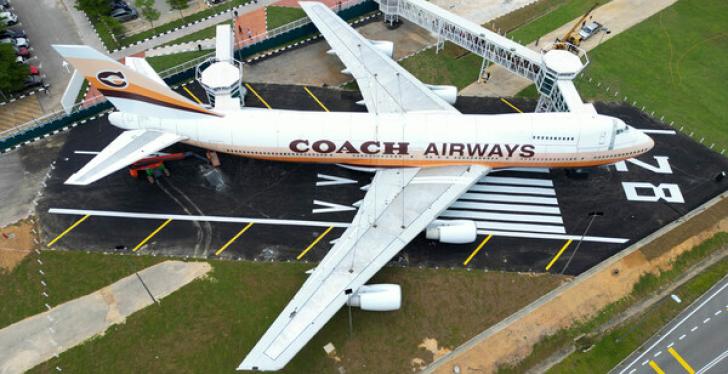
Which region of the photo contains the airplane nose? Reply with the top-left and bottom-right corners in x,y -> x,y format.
642,132 -> 655,152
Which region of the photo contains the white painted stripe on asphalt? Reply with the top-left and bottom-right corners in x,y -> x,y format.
636,129 -> 676,135
691,326 -> 698,332
715,310 -> 721,316
679,334 -> 686,340
475,230 -> 628,243
48,208 -> 350,228
654,351 -> 661,357
628,369 -> 635,374
667,342 -> 674,348
441,210 -> 564,224
697,348 -> 728,374
450,201 -> 561,214
479,176 -> 554,187
460,192 -> 558,205
470,185 -> 556,195
703,317 -> 711,324
474,221 -> 565,234
617,278 -> 728,374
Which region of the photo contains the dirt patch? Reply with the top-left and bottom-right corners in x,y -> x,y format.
0,218 -> 37,272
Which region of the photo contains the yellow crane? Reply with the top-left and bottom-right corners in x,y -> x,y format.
555,3 -> 599,52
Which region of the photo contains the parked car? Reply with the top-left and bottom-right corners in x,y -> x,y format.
28,65 -> 39,75
0,28 -> 26,39
13,45 -> 28,57
15,55 -> 27,63
110,7 -> 137,22
0,0 -> 11,10
110,0 -> 132,10
578,21 -> 603,41
0,11 -> 18,25
0,36 -> 28,49
23,75 -> 44,89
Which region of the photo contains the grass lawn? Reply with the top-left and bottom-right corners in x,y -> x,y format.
266,6 -> 307,31
0,251 -> 162,330
399,43 -> 483,90
161,22 -> 231,47
146,50 -> 212,73
6,251 -> 566,373
497,232 -> 728,373
400,0 -> 608,89
570,0 -> 728,150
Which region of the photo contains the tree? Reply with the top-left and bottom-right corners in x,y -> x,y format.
135,0 -> 160,30
167,0 -> 189,21
76,0 -> 112,20
0,44 -> 30,94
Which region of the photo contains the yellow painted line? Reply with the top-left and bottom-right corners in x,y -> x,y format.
132,218 -> 173,252
303,86 -> 330,112
297,226 -> 333,260
245,83 -> 272,109
545,239 -> 573,271
463,234 -> 493,266
182,85 -> 203,105
648,360 -> 665,374
500,98 -> 523,113
47,214 -> 90,248
216,222 -> 254,256
668,347 -> 695,374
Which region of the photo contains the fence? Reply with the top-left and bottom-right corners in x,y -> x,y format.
0,0 -> 378,154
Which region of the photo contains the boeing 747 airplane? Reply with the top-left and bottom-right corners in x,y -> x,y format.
53,1 -> 653,371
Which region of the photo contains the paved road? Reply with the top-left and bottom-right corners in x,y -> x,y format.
613,275 -> 728,374
12,0 -> 85,112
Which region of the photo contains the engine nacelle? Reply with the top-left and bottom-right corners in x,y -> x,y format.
425,220 -> 477,244
370,40 -> 394,58
424,84 -> 457,105
346,284 -> 401,311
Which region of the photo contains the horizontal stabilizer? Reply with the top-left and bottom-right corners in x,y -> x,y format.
65,130 -> 186,185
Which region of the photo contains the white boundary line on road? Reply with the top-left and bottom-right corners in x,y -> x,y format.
617,277 -> 728,373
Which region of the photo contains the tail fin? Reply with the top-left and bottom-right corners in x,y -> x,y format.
53,45 -> 221,119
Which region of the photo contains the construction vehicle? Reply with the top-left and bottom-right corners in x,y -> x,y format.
554,3 -> 599,52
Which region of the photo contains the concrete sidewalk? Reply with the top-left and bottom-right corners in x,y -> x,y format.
460,0 -> 678,97
0,260 -> 211,374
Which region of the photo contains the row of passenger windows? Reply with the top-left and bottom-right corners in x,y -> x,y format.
532,136 -> 575,141
594,148 -> 650,159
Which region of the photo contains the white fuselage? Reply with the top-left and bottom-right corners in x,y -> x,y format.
110,108 -> 654,169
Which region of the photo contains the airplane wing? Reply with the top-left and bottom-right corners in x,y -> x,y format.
65,129 -> 186,185
238,165 -> 489,370
300,1 -> 458,114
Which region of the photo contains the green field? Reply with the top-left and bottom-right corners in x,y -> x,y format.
162,22 -> 231,47
266,6 -> 307,31
570,0 -> 728,150
146,50 -> 212,73
0,250 -> 567,373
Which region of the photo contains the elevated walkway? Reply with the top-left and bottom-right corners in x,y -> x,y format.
376,0 -> 593,113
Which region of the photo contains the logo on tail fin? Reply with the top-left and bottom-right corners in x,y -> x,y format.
97,71 -> 128,88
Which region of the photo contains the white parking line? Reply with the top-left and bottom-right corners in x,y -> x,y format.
691,326 -> 698,332
715,310 -> 722,316
667,342 -> 675,348
679,334 -> 686,340
703,317 -> 711,324
654,351 -> 662,357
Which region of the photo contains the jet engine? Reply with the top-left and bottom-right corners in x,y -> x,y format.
370,40 -> 394,58
425,220 -> 477,244
346,284 -> 401,311
424,84 -> 457,105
